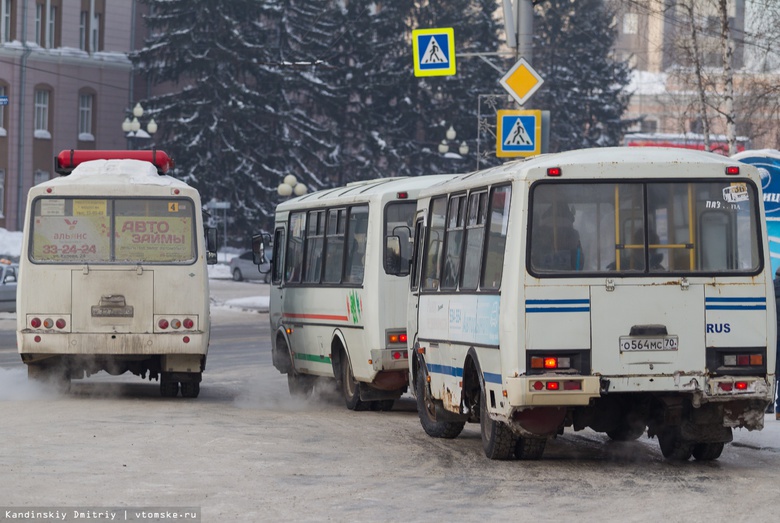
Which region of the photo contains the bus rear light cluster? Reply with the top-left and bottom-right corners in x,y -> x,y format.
391,350 -> 408,360
29,317 -> 67,330
718,381 -> 750,392
530,356 -> 571,370
158,317 -> 196,330
532,380 -> 582,391
723,354 -> 762,366
387,331 -> 408,345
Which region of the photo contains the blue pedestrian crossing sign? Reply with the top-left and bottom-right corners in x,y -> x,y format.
412,28 -> 456,77
496,110 -> 542,157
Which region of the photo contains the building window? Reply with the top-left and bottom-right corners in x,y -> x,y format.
623,13 -> 638,35
91,12 -> 101,52
34,170 -> 50,186
34,89 -> 50,138
47,5 -> 56,48
1,0 -> 12,43
0,169 -> 5,218
35,3 -> 42,45
79,10 -> 87,50
79,93 -> 94,139
0,85 -> 6,136
640,119 -> 658,133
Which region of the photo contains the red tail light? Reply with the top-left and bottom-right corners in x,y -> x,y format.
183,318 -> 194,329
158,319 -> 169,329
30,318 -> 41,328
55,319 -> 66,329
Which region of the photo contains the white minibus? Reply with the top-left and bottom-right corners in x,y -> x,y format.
17,150 -> 218,397
408,147 -> 775,460
259,175 -> 451,410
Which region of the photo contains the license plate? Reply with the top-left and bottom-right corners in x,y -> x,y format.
619,336 -> 678,352
91,306 -> 134,317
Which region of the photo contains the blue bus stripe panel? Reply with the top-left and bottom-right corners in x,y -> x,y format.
526,298 -> 590,313
427,364 -> 502,385
705,297 -> 766,310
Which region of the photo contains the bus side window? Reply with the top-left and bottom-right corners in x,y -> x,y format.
481,185 -> 511,290
441,195 -> 466,290
411,219 -> 425,290
461,191 -> 487,291
323,208 -> 346,283
422,196 -> 447,291
344,205 -> 368,284
304,210 -> 325,283
271,228 -> 285,285
286,212 -> 305,283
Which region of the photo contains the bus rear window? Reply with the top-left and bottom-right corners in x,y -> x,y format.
529,180 -> 761,276
384,201 -> 416,275
30,197 -> 196,264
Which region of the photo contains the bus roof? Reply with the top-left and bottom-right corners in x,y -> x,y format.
35,159 -> 193,191
423,146 -> 758,195
275,174 -> 455,212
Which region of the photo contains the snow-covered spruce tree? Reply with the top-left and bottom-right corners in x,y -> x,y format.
532,0 -> 633,152
131,0 -> 285,244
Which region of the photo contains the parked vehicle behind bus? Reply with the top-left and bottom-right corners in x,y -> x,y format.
17,150 -> 218,397
257,175 -> 452,411
408,147 -> 776,461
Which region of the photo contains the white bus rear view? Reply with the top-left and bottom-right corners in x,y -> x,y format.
17,150 -> 218,397
408,147 -> 775,461
259,175 -> 452,410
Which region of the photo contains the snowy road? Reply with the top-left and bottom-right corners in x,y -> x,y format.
0,279 -> 779,522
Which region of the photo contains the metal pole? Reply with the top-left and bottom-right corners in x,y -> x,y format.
517,0 -> 534,65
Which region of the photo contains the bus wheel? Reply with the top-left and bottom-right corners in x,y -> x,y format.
515,437 -> 546,460
606,423 -> 646,441
287,372 -> 315,397
692,442 -> 724,461
341,359 -> 369,411
181,381 -> 200,398
371,399 -> 394,411
28,364 -> 70,393
657,427 -> 693,461
160,378 -> 179,398
480,387 -> 517,460
415,365 -> 464,439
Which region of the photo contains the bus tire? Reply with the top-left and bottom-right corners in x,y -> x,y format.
657,427 -> 693,461
606,423 -> 646,441
160,379 -> 179,398
692,442 -> 724,461
415,364 -> 464,439
341,358 -> 369,411
232,268 -> 243,281
181,381 -> 200,398
287,372 -> 315,398
515,437 -> 547,460
480,386 -> 517,460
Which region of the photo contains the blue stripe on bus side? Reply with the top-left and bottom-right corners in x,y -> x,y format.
706,297 -> 766,311
526,299 -> 590,313
426,365 -> 503,385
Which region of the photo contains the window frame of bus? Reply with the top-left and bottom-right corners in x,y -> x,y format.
383,200 -> 417,277
29,195 -> 198,265
419,184 -> 511,293
283,204 -> 368,286
526,179 -> 763,277
271,227 -> 285,285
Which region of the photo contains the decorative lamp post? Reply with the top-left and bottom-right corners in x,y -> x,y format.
278,174 -> 308,197
439,125 -> 469,157
122,102 -> 157,148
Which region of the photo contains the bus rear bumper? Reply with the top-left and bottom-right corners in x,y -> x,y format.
18,331 -> 208,357
370,348 -> 409,371
505,376 -> 602,407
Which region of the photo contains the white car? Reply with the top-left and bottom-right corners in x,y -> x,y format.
0,263 -> 18,313
229,250 -> 271,283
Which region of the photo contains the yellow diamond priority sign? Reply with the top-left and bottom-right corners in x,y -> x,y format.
500,58 -> 544,106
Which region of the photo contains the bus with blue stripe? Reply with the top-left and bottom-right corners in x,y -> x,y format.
408,146 -> 776,461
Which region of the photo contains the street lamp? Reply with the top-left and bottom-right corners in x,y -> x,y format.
122,102 -> 157,148
438,125 -> 469,156
277,174 -> 308,197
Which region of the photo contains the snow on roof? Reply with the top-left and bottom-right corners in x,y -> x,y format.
42,159 -> 189,188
